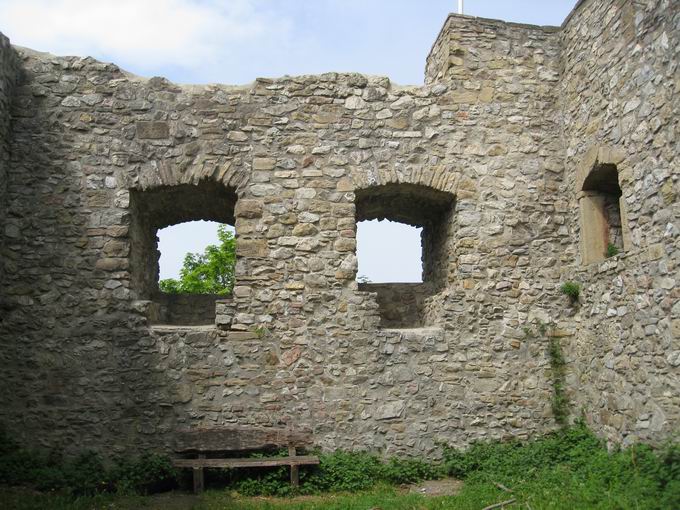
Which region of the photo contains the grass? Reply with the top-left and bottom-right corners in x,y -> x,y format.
0,488 -> 147,510
3,472 -> 677,510
1,424 -> 679,509
0,484 -> 541,510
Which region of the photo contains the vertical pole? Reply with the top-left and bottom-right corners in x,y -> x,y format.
458,0 -> 464,15
288,446 -> 299,487
193,454 -> 205,493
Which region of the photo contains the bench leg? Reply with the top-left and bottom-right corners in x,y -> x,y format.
193,467 -> 204,493
193,454 -> 205,493
290,464 -> 299,487
288,446 -> 299,487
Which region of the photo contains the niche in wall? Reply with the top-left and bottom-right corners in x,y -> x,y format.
579,163 -> 625,265
355,183 -> 454,328
129,181 -> 237,326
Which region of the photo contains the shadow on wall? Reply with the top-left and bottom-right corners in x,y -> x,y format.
1,70 -> 195,453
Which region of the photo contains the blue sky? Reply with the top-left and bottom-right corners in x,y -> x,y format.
1,1 -> 578,85
0,0 -> 578,281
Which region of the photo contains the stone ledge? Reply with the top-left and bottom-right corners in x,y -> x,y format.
150,324 -> 217,333
380,327 -> 444,338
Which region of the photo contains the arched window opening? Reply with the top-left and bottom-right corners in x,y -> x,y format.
355,183 -> 454,328
129,182 -> 237,326
579,163 -> 624,265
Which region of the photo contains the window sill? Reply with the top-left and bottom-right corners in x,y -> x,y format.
150,324 -> 217,333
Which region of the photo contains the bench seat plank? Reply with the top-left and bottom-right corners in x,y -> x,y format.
173,455 -> 320,469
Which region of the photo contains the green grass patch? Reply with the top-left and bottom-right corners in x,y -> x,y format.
1,423 -> 679,509
442,423 -> 680,510
219,451 -> 442,497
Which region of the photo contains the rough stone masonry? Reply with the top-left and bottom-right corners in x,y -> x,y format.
0,0 -> 677,457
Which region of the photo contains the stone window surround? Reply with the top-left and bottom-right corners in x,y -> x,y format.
128,181 -> 238,326
354,183 -> 455,328
577,145 -> 632,265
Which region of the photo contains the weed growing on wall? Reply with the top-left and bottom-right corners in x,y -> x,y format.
559,281 -> 581,303
547,336 -> 568,425
606,243 -> 620,258
252,325 -> 270,339
523,320 -> 569,426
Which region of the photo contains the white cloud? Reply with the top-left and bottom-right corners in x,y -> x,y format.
0,0 -> 290,75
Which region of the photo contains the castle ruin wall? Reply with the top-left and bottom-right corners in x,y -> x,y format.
0,0 -> 677,457
0,34 -> 20,290
558,0 -> 679,445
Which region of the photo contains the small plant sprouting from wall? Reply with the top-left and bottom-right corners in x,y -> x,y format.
547,335 -> 568,426
560,281 -> 581,304
253,325 -> 270,339
524,319 -> 569,426
606,243 -> 620,258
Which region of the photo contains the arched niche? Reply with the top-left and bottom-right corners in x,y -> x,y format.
577,147 -> 630,265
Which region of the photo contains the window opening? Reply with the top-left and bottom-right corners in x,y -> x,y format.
129,182 -> 237,326
355,183 -> 454,328
158,221 -> 236,295
580,163 -> 624,264
356,219 -> 422,283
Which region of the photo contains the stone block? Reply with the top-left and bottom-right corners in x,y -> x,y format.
236,239 -> 269,258
227,331 -> 259,341
478,87 -> 494,102
253,157 -> 276,170
345,96 -> 366,109
334,238 -> 356,252
377,400 -> 405,420
579,193 -> 608,265
136,121 -> 169,139
647,243 -> 665,261
292,223 -> 318,236
95,257 -> 128,271
235,199 -> 263,219
227,130 -> 249,142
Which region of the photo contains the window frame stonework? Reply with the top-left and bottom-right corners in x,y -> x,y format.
354,183 -> 455,328
128,181 -> 238,326
576,146 -> 630,265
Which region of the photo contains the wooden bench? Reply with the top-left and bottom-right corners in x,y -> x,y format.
172,427 -> 320,493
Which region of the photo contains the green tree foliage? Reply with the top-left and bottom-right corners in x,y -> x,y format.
159,224 -> 235,295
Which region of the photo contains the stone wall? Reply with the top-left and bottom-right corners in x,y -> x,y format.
558,0 -> 679,446
425,14 -> 560,88
358,283 -> 432,328
0,0 -> 676,457
0,32 -> 19,291
151,293 -> 224,326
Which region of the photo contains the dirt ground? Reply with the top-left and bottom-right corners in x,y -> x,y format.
407,478 -> 464,496
102,479 -> 464,509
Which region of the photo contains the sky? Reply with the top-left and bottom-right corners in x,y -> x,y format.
0,0 -> 578,282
